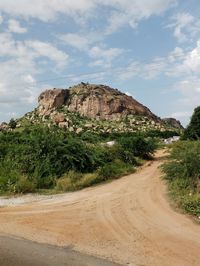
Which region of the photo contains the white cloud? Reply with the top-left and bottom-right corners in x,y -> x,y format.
167,40 -> 200,76
0,0 -> 176,28
26,40 -> 69,68
89,45 -> 124,68
119,40 -> 200,81
103,0 -> 177,34
0,32 -> 70,122
170,78 -> 200,125
118,57 -> 167,80
59,33 -> 89,51
168,47 -> 184,63
167,12 -> 200,43
89,46 -> 123,59
0,33 -> 69,68
8,19 -> 27,34
0,0 -> 95,22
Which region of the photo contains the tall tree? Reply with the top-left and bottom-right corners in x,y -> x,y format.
184,106 -> 200,140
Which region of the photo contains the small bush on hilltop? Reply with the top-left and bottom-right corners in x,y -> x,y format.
9,118 -> 17,129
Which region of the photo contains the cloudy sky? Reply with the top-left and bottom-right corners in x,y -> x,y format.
0,0 -> 200,126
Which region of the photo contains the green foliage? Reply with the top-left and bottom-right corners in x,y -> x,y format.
9,118 -> 17,129
183,106 -> 200,140
0,125 -> 156,194
98,160 -> 134,180
118,135 -> 157,159
15,176 -> 35,193
146,130 -> 180,139
56,160 -> 134,192
56,171 -> 101,191
162,141 -> 200,217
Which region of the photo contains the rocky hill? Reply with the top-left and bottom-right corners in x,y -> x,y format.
0,83 -> 183,134
38,83 -> 159,121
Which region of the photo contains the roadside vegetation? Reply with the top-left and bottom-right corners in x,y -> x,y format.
162,106 -> 200,217
0,126 -> 158,194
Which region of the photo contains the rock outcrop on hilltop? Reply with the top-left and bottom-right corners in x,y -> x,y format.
162,118 -> 184,129
1,83 -> 183,134
38,89 -> 69,116
38,83 -> 159,121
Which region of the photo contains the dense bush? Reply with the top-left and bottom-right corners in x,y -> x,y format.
118,135 -> 157,159
0,126 -> 156,194
98,160 -> 134,180
183,106 -> 200,140
162,141 -> 200,217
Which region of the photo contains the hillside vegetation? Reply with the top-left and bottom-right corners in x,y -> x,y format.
162,106 -> 200,218
0,83 -> 182,195
0,126 -> 158,194
162,141 -> 200,217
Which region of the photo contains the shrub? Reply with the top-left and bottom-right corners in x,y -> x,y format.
118,135 -> 157,159
98,160 -> 134,181
162,140 -> 200,217
9,118 -> 17,129
56,171 -> 83,191
181,195 -> 200,216
15,176 -> 35,193
162,141 -> 200,187
183,106 -> 200,140
76,173 -> 100,188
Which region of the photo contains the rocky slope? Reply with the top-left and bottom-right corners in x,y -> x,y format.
0,83 -> 183,133
38,83 -> 159,121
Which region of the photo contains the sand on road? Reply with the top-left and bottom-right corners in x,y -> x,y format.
0,150 -> 200,266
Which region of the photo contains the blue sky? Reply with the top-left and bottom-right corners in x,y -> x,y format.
0,0 -> 200,126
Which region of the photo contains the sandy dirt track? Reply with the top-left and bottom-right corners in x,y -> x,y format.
0,150 -> 200,266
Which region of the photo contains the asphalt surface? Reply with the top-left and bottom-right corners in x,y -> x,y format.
0,236 -> 118,266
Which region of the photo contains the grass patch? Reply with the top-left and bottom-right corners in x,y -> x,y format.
56,161 -> 135,192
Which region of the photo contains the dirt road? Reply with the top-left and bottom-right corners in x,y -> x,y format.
0,150 -> 200,266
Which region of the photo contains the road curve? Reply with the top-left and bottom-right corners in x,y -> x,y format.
0,150 -> 200,266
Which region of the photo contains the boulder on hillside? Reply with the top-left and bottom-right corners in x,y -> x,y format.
53,113 -> 66,124
38,88 -> 69,116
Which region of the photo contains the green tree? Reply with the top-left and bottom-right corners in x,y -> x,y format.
183,106 -> 200,140
9,118 -> 17,129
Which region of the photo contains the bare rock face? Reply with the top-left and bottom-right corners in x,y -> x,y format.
38,89 -> 69,116
162,118 -> 184,129
67,83 -> 159,120
37,83 -> 159,121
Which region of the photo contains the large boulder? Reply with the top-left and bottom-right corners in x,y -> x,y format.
38,88 -> 69,116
